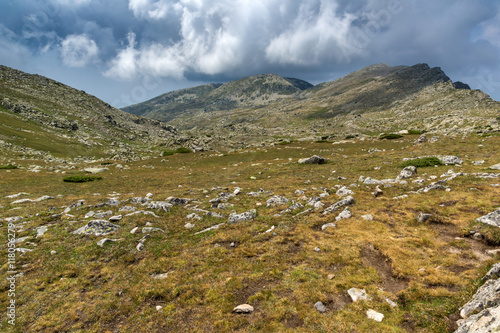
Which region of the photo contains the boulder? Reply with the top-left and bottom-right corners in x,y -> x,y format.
438,156 -> 463,165
489,163 -> 500,170
147,201 -> 172,212
323,196 -> 354,215
459,278 -> 500,319
413,134 -> 427,145
266,195 -> 289,207
228,209 -> 257,223
73,220 -> 120,236
336,186 -> 354,198
335,207 -> 352,221
298,155 -> 327,164
455,305 -> 500,333
397,166 -> 417,180
476,209 -> 500,228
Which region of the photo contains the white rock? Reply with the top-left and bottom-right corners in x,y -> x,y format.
233,304 -> 254,313
367,309 -> 384,322
348,288 -> 372,302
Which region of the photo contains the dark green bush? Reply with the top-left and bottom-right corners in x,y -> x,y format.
63,175 -> 102,183
407,130 -> 425,135
400,157 -> 443,168
379,134 -> 403,140
345,135 -> 357,139
315,140 -> 330,143
0,164 -> 18,169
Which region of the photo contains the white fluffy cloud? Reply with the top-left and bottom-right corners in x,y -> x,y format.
128,0 -> 172,19
60,34 -> 99,67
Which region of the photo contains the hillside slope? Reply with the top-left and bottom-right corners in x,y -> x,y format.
0,65 -> 180,159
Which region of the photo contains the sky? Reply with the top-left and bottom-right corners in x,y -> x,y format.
1,0 -> 500,108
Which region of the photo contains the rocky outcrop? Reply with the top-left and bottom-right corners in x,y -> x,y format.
298,155 -> 327,164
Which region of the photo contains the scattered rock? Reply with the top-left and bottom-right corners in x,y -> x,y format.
348,288 -> 372,302
109,215 -> 123,222
321,222 -> 336,231
167,197 -> 192,205
489,163 -> 500,170
397,166 -> 417,180
228,209 -> 257,223
323,196 -> 354,215
335,207 -> 352,221
327,274 -> 335,280
72,220 -> 120,236
455,305 -> 500,333
298,155 -> 327,164
336,186 -> 353,198
106,199 -> 121,206
36,226 -> 48,237
147,201 -> 173,212
94,210 -> 113,219
476,209 -> 500,228
413,134 -> 427,145
362,214 -> 373,221
459,278 -> 500,319
97,238 -> 120,247
130,227 -> 138,234
367,309 -> 384,322
84,167 -> 108,174
417,213 -> 432,223
484,263 -> 500,281
315,301 -> 327,313
373,186 -> 383,197
233,304 -> 254,314
85,211 -> 95,218
280,202 -> 304,214
142,227 -> 164,233
152,272 -> 170,279
266,195 -> 289,207
195,223 -> 225,234
438,156 -> 463,165
473,160 -> 485,166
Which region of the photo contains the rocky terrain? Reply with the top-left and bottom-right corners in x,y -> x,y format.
0,64 -> 500,332
123,64 -> 500,148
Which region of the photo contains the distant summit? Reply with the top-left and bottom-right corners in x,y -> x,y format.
122,74 -> 313,122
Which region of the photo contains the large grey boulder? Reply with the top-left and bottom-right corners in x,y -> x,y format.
397,166 -> 417,180
477,209 -> 500,228
73,220 -> 120,236
489,163 -> 500,170
438,156 -> 463,165
455,305 -> 500,333
298,155 -> 327,164
228,209 -> 257,223
266,195 -> 289,207
459,278 -> 500,319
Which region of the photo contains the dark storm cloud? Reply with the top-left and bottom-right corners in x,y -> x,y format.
0,0 -> 499,106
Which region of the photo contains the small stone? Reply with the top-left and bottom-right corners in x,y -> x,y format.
315,301 -> 327,313
386,298 -> 397,307
142,227 -> 164,233
230,242 -> 235,247
136,242 -> 144,251
152,273 -> 170,279
314,247 -> 321,252
335,207 -> 352,221
473,232 -> 483,240
109,215 -> 123,222
50,250 -> 56,255
362,214 -> 373,221
298,155 -> 327,164
130,227 -> 138,234
373,186 -> 383,197
417,213 -> 432,223
367,309 -> 384,322
348,288 -> 372,302
85,211 -> 95,218
184,223 -> 195,229
321,222 -> 336,231
327,274 -> 335,280
156,306 -> 163,311
233,304 -> 254,314
36,226 -> 48,237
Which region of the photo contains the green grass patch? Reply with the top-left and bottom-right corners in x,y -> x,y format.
407,129 -> 425,135
379,133 -> 403,140
162,147 -> 192,156
0,164 -> 18,169
63,175 -> 102,183
400,157 -> 443,168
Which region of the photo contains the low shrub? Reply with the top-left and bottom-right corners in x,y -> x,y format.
0,164 -> 18,169
400,157 -> 443,168
407,130 -> 425,135
345,135 -> 357,139
379,134 -> 403,140
63,175 -> 102,183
